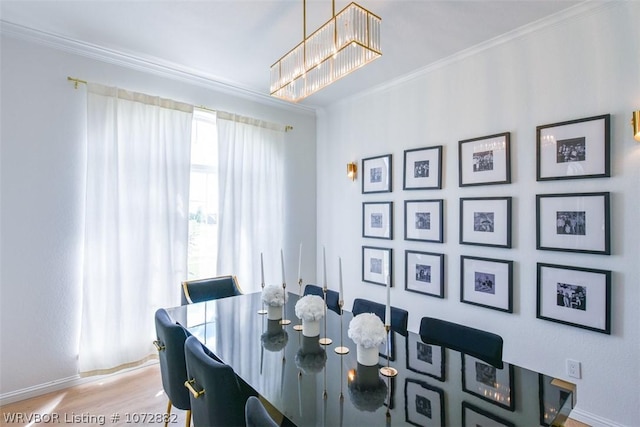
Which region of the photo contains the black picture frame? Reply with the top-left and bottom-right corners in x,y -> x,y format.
536,114 -> 610,181
460,197 -> 512,248
460,255 -> 513,313
404,199 -> 444,243
362,154 -> 392,194
405,378 -> 445,427
459,132 -> 510,187
536,192 -> 610,255
406,334 -> 445,381
462,401 -> 515,427
536,263 -> 611,335
403,145 -> 443,190
538,374 -> 574,427
362,201 -> 393,240
362,246 -> 392,287
462,354 -> 515,411
405,250 -> 445,299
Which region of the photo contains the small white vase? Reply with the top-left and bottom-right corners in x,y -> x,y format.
302,319 -> 320,337
267,305 -> 283,320
357,344 -> 379,366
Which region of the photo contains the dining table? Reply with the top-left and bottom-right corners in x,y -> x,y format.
165,291 -> 573,427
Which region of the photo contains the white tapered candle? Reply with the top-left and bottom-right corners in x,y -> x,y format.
281,249 -> 286,284
261,252 -> 265,285
323,246 -> 327,289
385,274 -> 391,326
297,243 -> 302,283
339,257 -> 344,301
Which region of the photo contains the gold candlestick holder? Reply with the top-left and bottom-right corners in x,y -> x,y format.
334,300 -> 349,354
318,287 -> 332,345
379,325 -> 397,377
293,278 -> 304,331
257,281 -> 267,315
279,282 -> 291,325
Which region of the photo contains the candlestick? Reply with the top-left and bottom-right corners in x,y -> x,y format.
338,257 -> 344,301
385,274 -> 391,326
322,246 -> 327,289
379,325 -> 397,377
281,249 -> 286,285
257,252 -> 267,315
297,243 -> 302,284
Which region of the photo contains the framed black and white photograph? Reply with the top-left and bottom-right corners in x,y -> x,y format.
462,402 -> 515,427
460,197 -> 512,248
362,246 -> 392,287
459,132 -> 510,187
363,202 -> 393,240
405,250 -> 445,299
536,192 -> 610,254
406,334 -> 445,381
404,199 -> 444,243
539,374 -> 573,427
405,379 -> 445,427
462,354 -> 515,410
460,256 -> 513,313
536,114 -> 610,181
537,263 -> 611,334
362,154 -> 392,194
403,146 -> 443,190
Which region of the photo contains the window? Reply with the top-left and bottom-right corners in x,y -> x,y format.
188,109 -> 218,279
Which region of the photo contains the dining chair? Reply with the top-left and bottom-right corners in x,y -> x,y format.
303,284 -> 341,314
181,275 -> 243,305
419,317 -> 504,368
153,308 -> 191,427
351,298 -> 409,336
244,396 -> 279,427
183,335 -> 253,427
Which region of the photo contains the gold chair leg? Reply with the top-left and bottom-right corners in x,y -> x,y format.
185,410 -> 191,427
165,400 -> 172,427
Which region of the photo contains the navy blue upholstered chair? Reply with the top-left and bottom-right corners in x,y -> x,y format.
351,298 -> 409,336
184,335 -> 252,427
303,284 -> 341,315
153,309 -> 191,427
419,317 -> 504,368
245,396 -> 279,427
181,275 -> 242,305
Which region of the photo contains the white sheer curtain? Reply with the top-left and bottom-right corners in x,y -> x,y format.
79,83 -> 193,374
216,114 -> 285,293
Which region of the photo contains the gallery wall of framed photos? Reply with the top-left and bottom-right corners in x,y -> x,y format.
359,113 -> 613,336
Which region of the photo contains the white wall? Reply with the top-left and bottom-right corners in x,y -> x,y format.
317,2 -> 639,426
0,35 -> 317,398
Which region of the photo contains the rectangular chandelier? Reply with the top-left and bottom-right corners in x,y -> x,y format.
270,2 -> 381,102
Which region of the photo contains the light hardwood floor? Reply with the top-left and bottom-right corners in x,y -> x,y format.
1,364 -> 589,427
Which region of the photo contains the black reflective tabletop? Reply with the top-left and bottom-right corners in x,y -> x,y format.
166,292 -> 572,427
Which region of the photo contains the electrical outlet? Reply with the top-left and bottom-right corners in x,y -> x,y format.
567,359 -> 581,379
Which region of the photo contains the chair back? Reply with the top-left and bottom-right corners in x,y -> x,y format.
181,275 -> 242,305
352,298 -> 409,336
245,396 -> 279,427
303,284 -> 341,314
419,317 -> 503,368
184,336 -> 248,427
153,309 -> 191,411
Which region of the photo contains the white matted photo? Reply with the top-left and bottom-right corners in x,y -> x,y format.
462,402 -> 514,427
459,132 -> 510,186
406,334 -> 445,381
536,114 -> 610,181
462,354 -> 514,410
362,201 -> 393,239
537,263 -> 611,334
536,192 -> 610,254
405,250 -> 444,299
404,199 -> 444,243
460,256 -> 513,313
403,146 -> 443,190
460,197 -> 512,248
362,246 -> 392,287
362,154 -> 392,193
405,379 -> 445,427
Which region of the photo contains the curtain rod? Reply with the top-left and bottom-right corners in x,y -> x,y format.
67,76 -> 293,132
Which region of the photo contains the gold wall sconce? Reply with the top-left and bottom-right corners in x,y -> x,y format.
347,162 -> 357,181
632,110 -> 640,142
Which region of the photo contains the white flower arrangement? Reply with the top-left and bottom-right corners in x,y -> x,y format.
294,295 -> 325,321
261,284 -> 288,307
348,313 -> 386,349
347,377 -> 388,412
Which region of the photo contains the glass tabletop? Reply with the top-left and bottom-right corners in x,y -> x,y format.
166,292 -> 572,427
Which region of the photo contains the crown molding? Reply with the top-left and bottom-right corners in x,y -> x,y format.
0,20 -> 316,116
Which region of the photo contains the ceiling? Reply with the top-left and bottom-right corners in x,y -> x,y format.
0,0 -> 584,109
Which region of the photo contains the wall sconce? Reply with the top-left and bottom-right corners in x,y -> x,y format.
632,111 -> 640,142
347,162 -> 357,181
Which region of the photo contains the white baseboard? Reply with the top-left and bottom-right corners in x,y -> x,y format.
0,361 -> 159,406
570,408 -> 625,427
